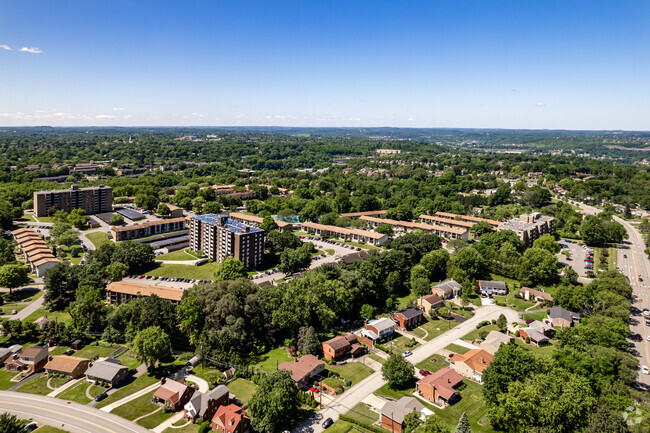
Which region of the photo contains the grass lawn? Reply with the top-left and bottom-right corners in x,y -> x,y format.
17,213 -> 37,222
35,427 -> 69,433
374,380 -> 418,401
498,292 -> 536,311
415,354 -> 449,373
445,343 -> 470,355
367,353 -> 385,365
156,248 -> 200,261
85,231 -> 113,248
137,407 -> 175,429
345,402 -> 379,425
57,381 -> 106,404
522,311 -> 548,322
396,293 -> 417,310
252,348 -> 292,373
0,303 -> 26,315
324,362 -> 374,388
326,249 -> 335,256
144,262 -> 219,280
0,369 -> 20,390
412,317 -> 457,341
111,389 -> 161,421
384,333 -> 420,355
34,216 -> 58,223
95,374 -> 159,408
116,350 -> 142,369
513,339 -> 557,359
462,325 -> 500,342
163,423 -> 200,433
327,420 -> 373,433
432,380 -> 494,432
72,344 -> 115,360
228,378 -> 257,406
449,304 -> 474,319
16,375 -> 69,395
24,307 -> 72,325
337,240 -> 380,250
191,365 -> 223,387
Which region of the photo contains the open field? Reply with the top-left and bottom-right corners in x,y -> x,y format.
24,307 -> 72,325
86,231 -> 112,248
156,248 -> 200,261
144,262 -> 219,280
73,344 -> 116,359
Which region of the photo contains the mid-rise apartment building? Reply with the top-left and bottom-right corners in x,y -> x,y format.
34,185 -> 112,217
189,214 -> 264,269
497,212 -> 555,246
111,217 -> 186,241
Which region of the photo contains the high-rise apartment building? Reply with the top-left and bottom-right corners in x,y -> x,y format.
34,185 -> 113,217
497,212 -> 555,246
189,214 -> 264,269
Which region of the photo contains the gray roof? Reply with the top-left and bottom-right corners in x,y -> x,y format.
434,280 -> 462,294
550,306 -> 579,322
528,320 -> 553,333
483,331 -> 511,346
478,280 -> 507,290
367,317 -> 395,333
380,397 -> 424,424
186,385 -> 230,418
395,307 -> 423,320
523,328 -> 549,344
85,360 -> 128,382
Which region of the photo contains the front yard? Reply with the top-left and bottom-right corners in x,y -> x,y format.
323,362 -> 374,390
16,374 -> 69,395
412,317 -> 457,341
414,354 -> 449,373
0,369 -> 21,390
111,389 -> 175,428
57,380 -> 106,404
462,324 -> 500,341
445,343 -> 470,355
95,374 -> 159,408
380,332 -> 420,355
228,378 -> 257,406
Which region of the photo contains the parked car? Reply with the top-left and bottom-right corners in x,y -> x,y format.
419,369 -> 431,376
402,350 -> 413,357
22,423 -> 37,432
95,392 -> 108,402
310,386 -> 320,393
633,333 -> 643,341
643,309 -> 650,317
643,366 -> 649,375
322,418 -> 333,429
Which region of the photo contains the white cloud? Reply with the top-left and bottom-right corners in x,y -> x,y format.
112,107 -> 125,111
19,47 -> 43,54
0,44 -> 12,51
95,114 -> 116,119
536,102 -> 546,107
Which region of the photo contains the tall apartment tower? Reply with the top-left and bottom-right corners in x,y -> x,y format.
33,185 -> 113,217
189,214 -> 264,269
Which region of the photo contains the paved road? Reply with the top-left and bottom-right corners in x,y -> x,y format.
0,391 -> 151,433
293,305 -> 520,433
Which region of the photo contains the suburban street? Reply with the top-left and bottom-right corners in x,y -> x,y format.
0,391 -> 150,433
293,305 -> 520,433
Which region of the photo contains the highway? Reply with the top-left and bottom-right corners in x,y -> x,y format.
293,305 -> 520,433
0,391 -> 151,433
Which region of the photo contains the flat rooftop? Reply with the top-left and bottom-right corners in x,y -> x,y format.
116,208 -> 145,221
193,214 -> 263,234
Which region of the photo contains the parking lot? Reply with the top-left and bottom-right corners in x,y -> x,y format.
558,239 -> 593,277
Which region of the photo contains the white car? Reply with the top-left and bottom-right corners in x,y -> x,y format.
642,365 -> 649,375
643,310 -> 650,317
402,350 -> 413,357
647,336 -> 650,342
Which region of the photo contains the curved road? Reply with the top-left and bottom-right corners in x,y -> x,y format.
0,391 -> 150,433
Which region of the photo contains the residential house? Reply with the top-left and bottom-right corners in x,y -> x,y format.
278,355 -> 326,389
153,378 -> 196,411
5,346 -> 48,373
45,355 -> 90,378
212,404 -> 250,433
0,345 -> 22,364
431,281 -> 461,299
393,307 -> 424,331
479,331 -> 513,355
380,397 -> 425,433
519,321 -> 555,347
450,349 -> 494,383
85,359 -> 129,386
520,287 -> 554,304
184,385 -> 230,423
358,317 -> 396,347
416,368 -> 464,406
477,280 -> 508,296
417,294 -> 444,315
322,334 -> 365,361
549,306 -> 580,328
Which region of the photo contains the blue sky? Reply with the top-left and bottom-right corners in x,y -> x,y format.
1,0 -> 648,129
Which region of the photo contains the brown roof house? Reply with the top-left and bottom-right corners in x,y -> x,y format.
519,287 -> 554,304
5,346 -> 48,373
212,404 -> 250,433
450,349 -> 494,383
416,367 -> 464,406
431,281 -> 461,299
184,385 -> 230,423
153,378 -> 196,411
45,355 -> 90,378
278,355 -> 325,389
417,294 -> 444,315
380,397 -> 425,433
322,333 -> 364,361
393,307 -> 424,331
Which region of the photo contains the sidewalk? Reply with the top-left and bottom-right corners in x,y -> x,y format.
152,412 -> 185,433
100,382 -> 161,413
47,377 -> 83,397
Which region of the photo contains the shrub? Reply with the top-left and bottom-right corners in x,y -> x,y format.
491,319 -> 497,324
478,330 -> 489,340
525,336 -> 530,344
515,330 -> 520,337
198,421 -> 212,433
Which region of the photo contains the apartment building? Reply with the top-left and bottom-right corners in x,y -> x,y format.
497,212 -> 555,246
300,222 -> 388,246
360,215 -> 468,241
111,217 -> 186,241
228,212 -> 292,232
34,185 -> 113,217
339,210 -> 387,219
434,211 -> 501,228
105,281 -> 183,306
189,214 -> 264,269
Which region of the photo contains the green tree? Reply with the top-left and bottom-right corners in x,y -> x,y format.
360,304 -> 376,321
532,234 -> 560,254
422,414 -> 451,433
44,263 -> 79,310
109,213 -> 125,225
382,353 -> 414,389
496,314 -> 507,332
132,326 -> 172,367
0,412 -> 25,433
68,208 -> 87,228
248,370 -> 300,433
105,262 -> 129,282
451,247 -> 486,280
278,243 -> 313,275
483,343 -> 539,406
470,221 -> 493,238
297,326 -> 320,355
265,230 -> 301,254
376,223 -> 394,236
581,215 -> 607,247
156,203 -> 171,217
0,264 -> 29,294
420,249 -> 450,282
213,257 -> 247,281
261,215 -> 279,232
177,292 -> 203,346
454,412 -> 471,433
519,248 -> 559,285
404,411 -> 421,433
